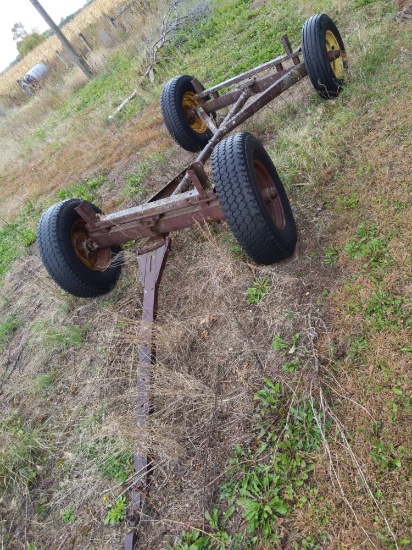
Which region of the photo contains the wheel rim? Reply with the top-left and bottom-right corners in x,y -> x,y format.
325,30 -> 344,79
182,91 -> 208,134
254,159 -> 286,230
71,219 -> 111,272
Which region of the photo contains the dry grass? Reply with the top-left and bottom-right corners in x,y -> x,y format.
0,212 -> 338,547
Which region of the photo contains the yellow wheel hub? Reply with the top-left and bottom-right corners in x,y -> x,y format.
325,30 -> 344,79
182,91 -> 208,134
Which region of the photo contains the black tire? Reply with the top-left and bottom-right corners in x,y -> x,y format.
302,13 -> 347,99
212,133 -> 297,265
161,75 -> 213,152
37,199 -> 122,298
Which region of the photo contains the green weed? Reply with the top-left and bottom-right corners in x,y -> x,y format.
121,240 -> 137,250
0,416 -> 49,496
271,333 -> 304,372
0,214 -> 36,280
347,336 -> 368,365
336,192 -> 358,210
371,440 -> 401,471
324,244 -> 338,266
96,450 -> 134,483
283,358 -> 300,372
33,373 -> 55,393
30,321 -> 90,350
175,379 -> 325,547
104,495 -> 127,525
344,222 -> 393,275
35,497 -> 50,517
365,289 -> 404,330
34,128 -> 47,141
122,161 -> 149,199
175,525 -> 231,550
61,505 -> 76,524
75,422 -> 133,483
56,175 -> 108,202
219,232 -> 248,261
246,276 -> 271,304
271,333 -> 289,352
0,317 -> 20,351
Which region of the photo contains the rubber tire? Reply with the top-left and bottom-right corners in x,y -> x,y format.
212,133 -> 297,265
161,75 -> 213,153
302,13 -> 347,100
37,199 -> 122,298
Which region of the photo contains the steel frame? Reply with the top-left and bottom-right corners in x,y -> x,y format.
73,34 -> 342,548
75,36 -> 312,251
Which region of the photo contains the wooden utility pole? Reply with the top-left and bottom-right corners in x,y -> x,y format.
28,0 -> 94,79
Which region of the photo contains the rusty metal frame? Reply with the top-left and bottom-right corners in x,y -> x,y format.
74,55 -> 311,250
124,237 -> 171,550
69,34 -> 342,549
74,34 -> 342,252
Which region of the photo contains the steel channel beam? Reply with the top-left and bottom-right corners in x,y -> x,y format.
84,190 -> 224,247
194,46 -> 302,98
201,67 -> 289,114
124,238 -> 171,550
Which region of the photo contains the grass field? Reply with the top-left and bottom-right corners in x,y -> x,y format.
0,0 -> 411,548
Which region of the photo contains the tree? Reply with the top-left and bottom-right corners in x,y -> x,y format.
17,33 -> 47,57
11,22 -> 28,41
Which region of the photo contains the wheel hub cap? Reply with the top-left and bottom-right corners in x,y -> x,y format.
182,91 -> 208,134
325,30 -> 344,79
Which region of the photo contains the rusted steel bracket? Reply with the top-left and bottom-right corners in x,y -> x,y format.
124,237 -> 171,550
281,34 -> 301,65
74,201 -> 100,226
197,105 -> 219,134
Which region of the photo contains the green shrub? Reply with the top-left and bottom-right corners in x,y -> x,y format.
17,33 -> 47,57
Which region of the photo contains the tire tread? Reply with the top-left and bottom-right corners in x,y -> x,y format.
212,134 -> 296,265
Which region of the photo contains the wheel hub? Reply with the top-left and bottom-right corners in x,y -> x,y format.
71,219 -> 112,272
182,91 -> 208,134
325,30 -> 344,79
254,159 -> 286,230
